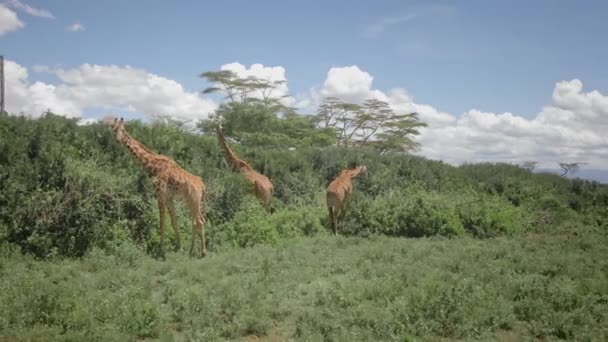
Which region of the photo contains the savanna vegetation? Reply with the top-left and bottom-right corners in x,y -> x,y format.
0,72 -> 607,340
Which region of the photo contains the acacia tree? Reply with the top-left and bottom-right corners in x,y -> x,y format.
198,69 -> 335,148
521,161 -> 538,172
199,69 -> 294,131
315,97 -> 427,152
200,70 -> 291,112
558,162 -> 586,176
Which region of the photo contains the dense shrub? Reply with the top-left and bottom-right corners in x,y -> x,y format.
208,200 -> 326,250
343,190 -> 465,238
1,114 -> 606,257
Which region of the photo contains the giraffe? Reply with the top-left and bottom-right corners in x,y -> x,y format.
326,165 -> 367,235
108,117 -> 207,257
215,123 -> 274,211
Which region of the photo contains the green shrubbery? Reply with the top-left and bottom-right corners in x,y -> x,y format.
1,113 -> 607,340
1,113 -> 606,258
4,234 -> 606,341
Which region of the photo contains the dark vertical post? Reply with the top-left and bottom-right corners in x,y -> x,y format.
0,55 -> 4,115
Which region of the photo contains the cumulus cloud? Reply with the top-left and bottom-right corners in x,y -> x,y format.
5,58 -> 607,170
317,65 -> 608,170
219,62 -> 293,106
321,65 -> 375,102
4,60 -> 80,116
76,118 -> 98,126
0,4 -> 24,35
441,80 -> 608,168
6,0 -> 54,19
320,65 -> 455,127
65,22 -> 84,32
4,60 -> 216,121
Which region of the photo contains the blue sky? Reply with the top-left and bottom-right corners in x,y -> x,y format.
3,0 -> 606,116
2,0 -> 608,174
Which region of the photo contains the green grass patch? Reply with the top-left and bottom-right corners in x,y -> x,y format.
1,232 -> 607,341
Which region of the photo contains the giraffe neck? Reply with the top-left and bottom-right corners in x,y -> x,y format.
122,132 -> 165,175
340,169 -> 358,181
216,128 -> 248,171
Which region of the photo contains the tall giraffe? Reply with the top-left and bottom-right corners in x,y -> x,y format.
326,165 -> 367,235
108,117 -> 207,257
215,123 -> 274,211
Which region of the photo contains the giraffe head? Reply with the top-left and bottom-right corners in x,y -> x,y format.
234,159 -> 250,171
111,117 -> 127,142
350,164 -> 367,178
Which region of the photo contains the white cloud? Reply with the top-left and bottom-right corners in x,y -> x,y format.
320,65 -> 455,127
4,60 -> 217,121
219,62 -> 293,106
6,0 -> 54,19
65,22 -> 84,32
316,65 -> 608,170
3,60 -> 80,116
77,118 -> 98,126
0,4 -> 24,36
6,58 -> 607,170
321,65 -> 374,102
419,83 -> 608,169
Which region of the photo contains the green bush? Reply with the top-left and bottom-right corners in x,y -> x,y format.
457,195 -> 528,238
344,190 -> 465,238
208,200 -> 326,250
1,114 -> 606,258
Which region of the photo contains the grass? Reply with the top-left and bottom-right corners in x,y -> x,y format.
1,232 -> 607,341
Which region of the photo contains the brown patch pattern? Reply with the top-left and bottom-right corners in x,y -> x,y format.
326,165 -> 367,235
215,124 -> 274,211
110,118 -> 207,257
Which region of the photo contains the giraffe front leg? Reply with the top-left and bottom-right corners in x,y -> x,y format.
335,208 -> 342,236
158,199 -> 168,258
167,201 -> 182,251
188,216 -> 206,257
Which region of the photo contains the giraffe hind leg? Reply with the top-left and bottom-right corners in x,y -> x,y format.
167,200 -> 181,251
328,206 -> 338,236
188,198 -> 206,258
196,212 -> 206,258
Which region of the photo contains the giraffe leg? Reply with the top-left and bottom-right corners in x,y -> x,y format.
196,211 -> 206,258
167,200 -> 182,251
264,199 -> 273,213
328,205 -> 337,235
157,198 -> 167,258
335,208 -> 343,236
333,206 -> 342,236
188,198 -> 206,258
189,224 -> 196,257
